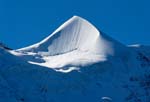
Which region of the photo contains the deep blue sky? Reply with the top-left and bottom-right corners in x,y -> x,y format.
0,0 -> 150,49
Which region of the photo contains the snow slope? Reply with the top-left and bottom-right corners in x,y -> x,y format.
18,16 -> 126,56
0,16 -> 150,102
16,16 -> 129,69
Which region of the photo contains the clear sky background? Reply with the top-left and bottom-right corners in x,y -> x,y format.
0,0 -> 150,49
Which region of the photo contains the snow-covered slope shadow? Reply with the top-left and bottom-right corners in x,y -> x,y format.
0,47 -> 134,102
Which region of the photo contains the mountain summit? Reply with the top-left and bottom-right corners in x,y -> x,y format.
18,16 -> 127,56
16,16 -> 129,68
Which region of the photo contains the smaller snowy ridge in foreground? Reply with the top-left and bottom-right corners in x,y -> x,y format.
15,16 -> 129,69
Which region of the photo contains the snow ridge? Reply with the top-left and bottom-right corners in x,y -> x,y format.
16,16 -> 129,68
18,16 -> 127,56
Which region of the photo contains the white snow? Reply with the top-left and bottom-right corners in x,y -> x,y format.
15,16 -> 129,69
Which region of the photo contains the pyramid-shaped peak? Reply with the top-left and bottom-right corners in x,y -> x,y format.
50,15 -> 99,36
18,16 -> 128,58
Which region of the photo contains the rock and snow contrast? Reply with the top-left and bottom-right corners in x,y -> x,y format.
0,16 -> 150,102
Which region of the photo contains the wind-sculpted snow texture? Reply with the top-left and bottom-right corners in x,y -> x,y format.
0,16 -> 150,102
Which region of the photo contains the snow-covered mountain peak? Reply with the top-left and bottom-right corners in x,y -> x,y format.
18,16 -> 127,56
18,16 -> 100,54
15,16 -> 129,68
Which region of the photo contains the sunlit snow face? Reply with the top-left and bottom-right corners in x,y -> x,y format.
14,16 -> 128,71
